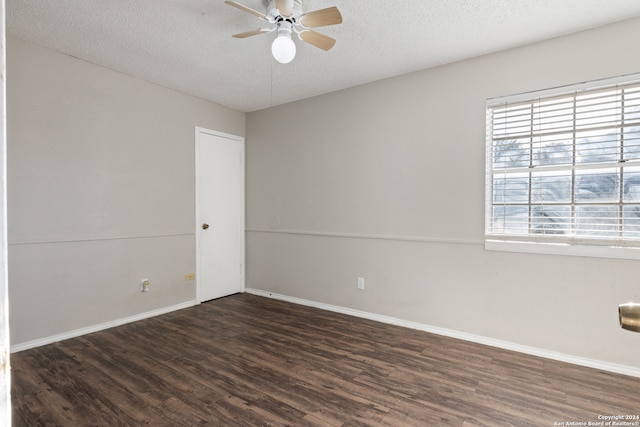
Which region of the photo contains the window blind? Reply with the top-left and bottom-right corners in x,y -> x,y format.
486,78 -> 640,248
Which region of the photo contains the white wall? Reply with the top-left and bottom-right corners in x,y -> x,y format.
7,37 -> 245,347
246,17 -> 640,371
0,0 -> 11,423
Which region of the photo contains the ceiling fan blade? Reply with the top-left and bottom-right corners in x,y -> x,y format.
299,30 -> 336,51
275,0 -> 294,17
225,1 -> 268,21
232,28 -> 271,38
300,6 -> 343,28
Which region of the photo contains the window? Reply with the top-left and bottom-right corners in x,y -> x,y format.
485,75 -> 640,259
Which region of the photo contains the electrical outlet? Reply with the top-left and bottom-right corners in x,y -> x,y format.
141,279 -> 150,292
184,273 -> 195,281
357,277 -> 365,290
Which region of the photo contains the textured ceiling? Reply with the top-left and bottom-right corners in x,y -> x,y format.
7,0 -> 640,112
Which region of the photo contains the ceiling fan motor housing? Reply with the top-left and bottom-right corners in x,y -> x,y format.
267,0 -> 304,23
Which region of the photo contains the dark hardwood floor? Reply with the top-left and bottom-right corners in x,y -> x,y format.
11,293 -> 640,426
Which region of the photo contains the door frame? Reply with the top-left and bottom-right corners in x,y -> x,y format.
194,127 -> 245,302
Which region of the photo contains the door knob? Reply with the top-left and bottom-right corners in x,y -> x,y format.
202,223 -> 209,230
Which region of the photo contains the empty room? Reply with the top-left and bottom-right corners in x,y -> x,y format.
2,0 -> 640,425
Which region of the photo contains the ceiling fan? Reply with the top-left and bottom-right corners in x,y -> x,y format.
225,0 -> 343,64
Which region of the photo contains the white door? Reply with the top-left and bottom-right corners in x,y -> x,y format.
195,128 -> 244,302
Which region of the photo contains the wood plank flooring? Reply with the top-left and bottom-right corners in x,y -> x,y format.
11,293 -> 640,426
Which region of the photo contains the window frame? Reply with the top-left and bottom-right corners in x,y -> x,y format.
485,74 -> 640,260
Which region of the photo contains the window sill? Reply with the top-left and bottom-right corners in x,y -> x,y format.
485,239 -> 640,260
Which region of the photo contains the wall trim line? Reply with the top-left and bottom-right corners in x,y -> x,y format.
245,228 -> 483,246
245,288 -> 640,379
9,232 -> 195,246
10,300 -> 199,353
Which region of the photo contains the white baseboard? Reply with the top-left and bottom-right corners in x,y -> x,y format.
245,288 -> 640,378
11,300 -> 199,353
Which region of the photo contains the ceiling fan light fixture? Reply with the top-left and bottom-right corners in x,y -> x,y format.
226,0 -> 341,63
271,22 -> 296,64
